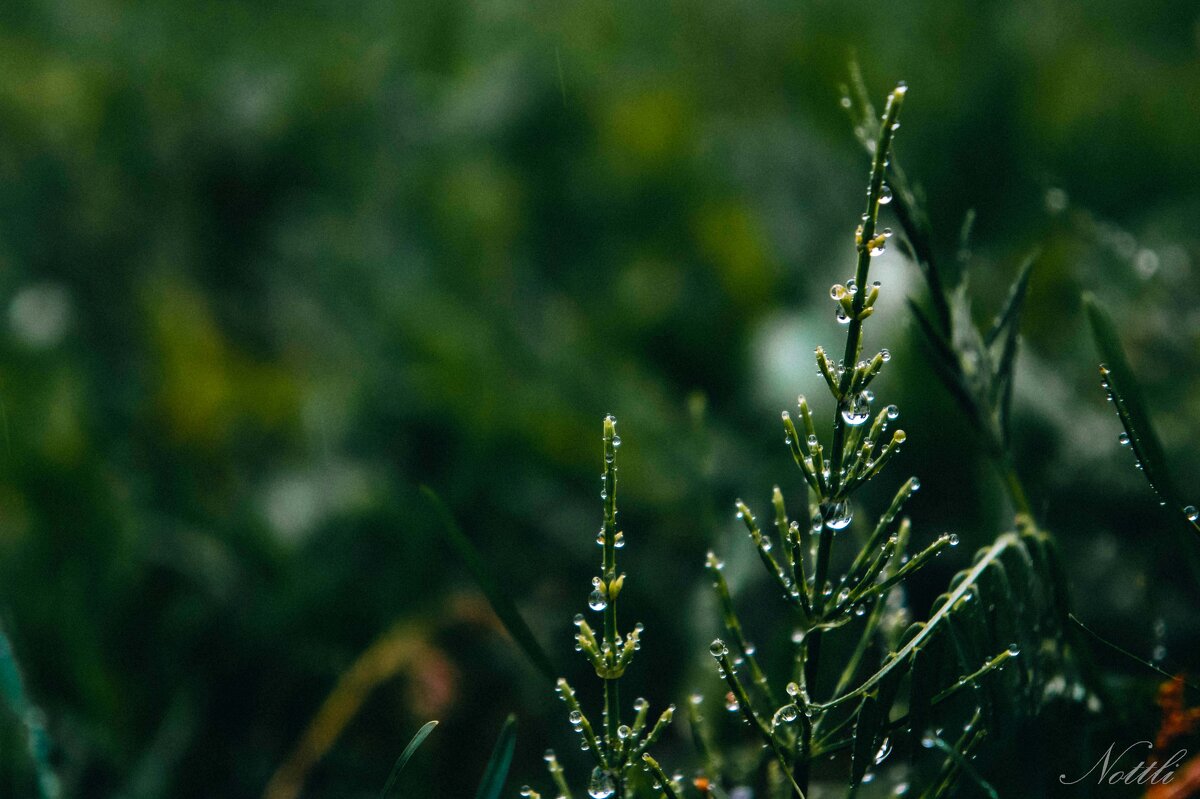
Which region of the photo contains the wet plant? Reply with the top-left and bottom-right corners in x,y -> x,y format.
688,83 -> 1074,798
523,416 -> 678,799
516,82 -> 1076,799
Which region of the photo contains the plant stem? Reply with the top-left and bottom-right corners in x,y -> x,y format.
795,83 -> 906,798
602,416 -> 620,747
828,85 -> 906,496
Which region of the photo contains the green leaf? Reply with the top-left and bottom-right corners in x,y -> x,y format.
379,720 -> 438,799
908,300 -> 982,429
0,628 -> 59,799
1084,294 -> 1200,544
850,692 -> 882,788
1083,293 -> 1174,501
985,255 -> 1035,349
989,256 -> 1036,443
475,714 -> 518,799
420,487 -> 559,684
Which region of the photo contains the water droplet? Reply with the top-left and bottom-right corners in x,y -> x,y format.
779,704 -> 800,722
836,308 -> 851,324
831,283 -> 847,300
617,725 -> 631,740
878,185 -> 893,205
1007,644 -> 1021,657
824,500 -> 853,530
880,349 -> 891,363
709,639 -> 729,658
569,710 -> 583,725
1118,432 -> 1131,446
1186,505 -> 1198,522
947,534 -> 960,546
910,477 -> 921,492
588,590 -> 608,611
612,436 -> 621,448
886,404 -> 899,420
874,737 -> 893,764
840,96 -> 852,109
842,392 -> 872,426
725,692 -> 740,712
588,767 -> 615,799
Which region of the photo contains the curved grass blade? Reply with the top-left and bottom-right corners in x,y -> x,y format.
1083,293 -> 1200,538
985,255 -> 1035,349
850,692 -> 882,788
475,714 -> 518,799
0,628 -> 59,799
924,732 -> 998,799
420,487 -> 558,684
380,720 -> 438,799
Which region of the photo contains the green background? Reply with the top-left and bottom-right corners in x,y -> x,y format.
0,0 -> 1197,796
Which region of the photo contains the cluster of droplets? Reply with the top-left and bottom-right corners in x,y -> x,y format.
595,528 -> 625,549
587,577 -> 607,611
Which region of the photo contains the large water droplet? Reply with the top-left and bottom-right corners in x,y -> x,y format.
842,392 -> 872,426
588,767 -> 615,799
1186,505 -> 1199,522
588,590 -> 608,611
824,500 -> 853,530
709,639 -> 729,658
878,185 -> 893,205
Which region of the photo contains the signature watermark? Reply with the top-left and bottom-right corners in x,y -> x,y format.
1060,740 -> 1187,787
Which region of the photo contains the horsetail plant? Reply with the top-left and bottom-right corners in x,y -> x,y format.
526,416 -> 677,799
518,80 -> 1076,799
696,83 -> 1072,798
840,63 -> 1036,518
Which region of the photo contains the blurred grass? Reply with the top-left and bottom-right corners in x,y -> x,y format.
0,0 -> 1196,796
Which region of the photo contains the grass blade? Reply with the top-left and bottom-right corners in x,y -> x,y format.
0,628 -> 59,799
379,720 -> 438,799
420,486 -> 559,684
850,693 -> 882,788
984,255 -> 1035,348
475,714 -> 518,799
1083,293 -> 1200,538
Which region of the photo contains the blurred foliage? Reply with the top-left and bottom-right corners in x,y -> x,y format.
0,0 -> 1197,796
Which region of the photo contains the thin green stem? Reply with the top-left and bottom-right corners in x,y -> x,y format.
828,86 -> 907,497
601,416 -> 620,746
